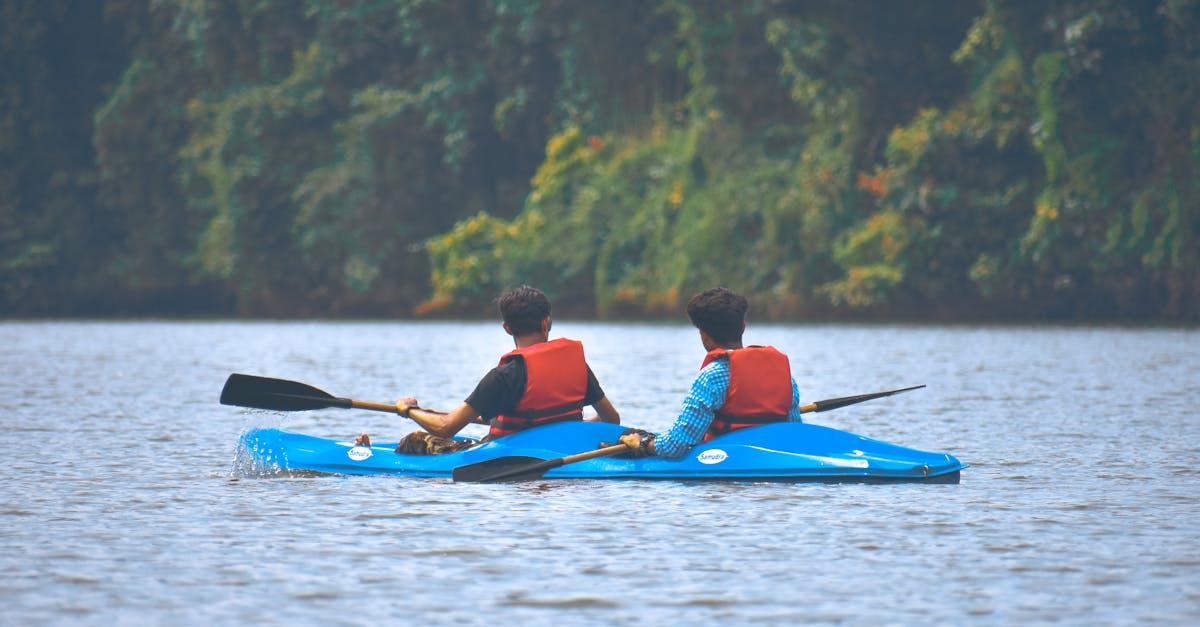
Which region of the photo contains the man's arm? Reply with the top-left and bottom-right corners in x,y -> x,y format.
580,366 -> 619,424
401,398 -> 481,438
584,396 -> 620,424
787,378 -> 804,422
644,362 -> 729,459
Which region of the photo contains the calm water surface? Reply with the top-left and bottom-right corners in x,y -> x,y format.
1,321 -> 1198,624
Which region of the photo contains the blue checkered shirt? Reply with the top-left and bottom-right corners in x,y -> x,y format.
653,359 -> 802,459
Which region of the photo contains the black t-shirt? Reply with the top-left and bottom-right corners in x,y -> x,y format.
465,358 -> 605,420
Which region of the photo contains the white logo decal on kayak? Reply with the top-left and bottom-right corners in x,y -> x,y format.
347,446 -> 372,461
697,449 -> 728,464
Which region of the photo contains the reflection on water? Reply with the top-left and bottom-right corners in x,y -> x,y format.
1,321 -> 1198,624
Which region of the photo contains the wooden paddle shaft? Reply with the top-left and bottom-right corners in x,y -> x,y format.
558,443 -> 631,465
350,399 -> 401,413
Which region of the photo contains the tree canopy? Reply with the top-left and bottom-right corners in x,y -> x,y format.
3,0 -> 1197,320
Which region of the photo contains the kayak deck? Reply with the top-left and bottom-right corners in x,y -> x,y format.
240,422 -> 965,483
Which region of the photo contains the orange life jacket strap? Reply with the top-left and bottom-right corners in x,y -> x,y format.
713,412 -> 788,425
504,401 -> 588,421
489,410 -> 584,437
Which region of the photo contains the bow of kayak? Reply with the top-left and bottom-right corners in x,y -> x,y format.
239,421 -> 965,482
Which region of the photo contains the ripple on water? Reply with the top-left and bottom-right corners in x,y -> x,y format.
52,573 -> 102,586
1087,573 -> 1129,585
410,547 -> 486,557
290,589 -> 343,601
352,512 -> 434,520
499,592 -> 621,609
664,597 -> 746,607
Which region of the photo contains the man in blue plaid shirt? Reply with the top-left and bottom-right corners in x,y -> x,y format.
619,287 -> 803,458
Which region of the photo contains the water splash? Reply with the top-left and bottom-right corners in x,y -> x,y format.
229,411 -> 292,478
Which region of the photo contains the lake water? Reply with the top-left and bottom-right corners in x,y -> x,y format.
1,321 -> 1198,624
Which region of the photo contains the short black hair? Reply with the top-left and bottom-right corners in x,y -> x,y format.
686,287 -> 747,343
498,285 -> 552,335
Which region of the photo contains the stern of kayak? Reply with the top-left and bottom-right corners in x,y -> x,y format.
543,422 -> 966,482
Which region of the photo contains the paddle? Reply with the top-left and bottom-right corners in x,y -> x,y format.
452,384 -> 926,483
220,373 -> 399,414
798,384 -> 925,413
452,444 -> 630,483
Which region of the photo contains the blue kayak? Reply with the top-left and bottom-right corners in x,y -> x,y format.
240,421 -> 965,482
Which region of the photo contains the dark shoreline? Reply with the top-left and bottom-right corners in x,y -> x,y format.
3,314 -> 1196,329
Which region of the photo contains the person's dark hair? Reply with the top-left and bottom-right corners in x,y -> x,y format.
498,285 -> 552,335
686,287 -> 747,343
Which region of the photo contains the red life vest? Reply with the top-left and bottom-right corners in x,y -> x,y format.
488,338 -> 589,438
701,345 -> 792,441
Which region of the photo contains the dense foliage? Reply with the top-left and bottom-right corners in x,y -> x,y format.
3,0 -> 1197,319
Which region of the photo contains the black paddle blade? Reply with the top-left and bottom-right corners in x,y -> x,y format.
812,384 -> 925,412
219,374 -> 352,412
452,456 -> 559,483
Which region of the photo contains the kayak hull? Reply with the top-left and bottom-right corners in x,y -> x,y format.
240,422 -> 965,483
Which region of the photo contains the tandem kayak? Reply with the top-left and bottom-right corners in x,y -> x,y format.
240,421 -> 965,483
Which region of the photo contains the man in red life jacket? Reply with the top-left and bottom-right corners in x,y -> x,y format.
618,287 -> 802,458
356,285 -> 620,454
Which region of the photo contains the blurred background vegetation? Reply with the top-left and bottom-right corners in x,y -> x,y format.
3,0 -> 1197,320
